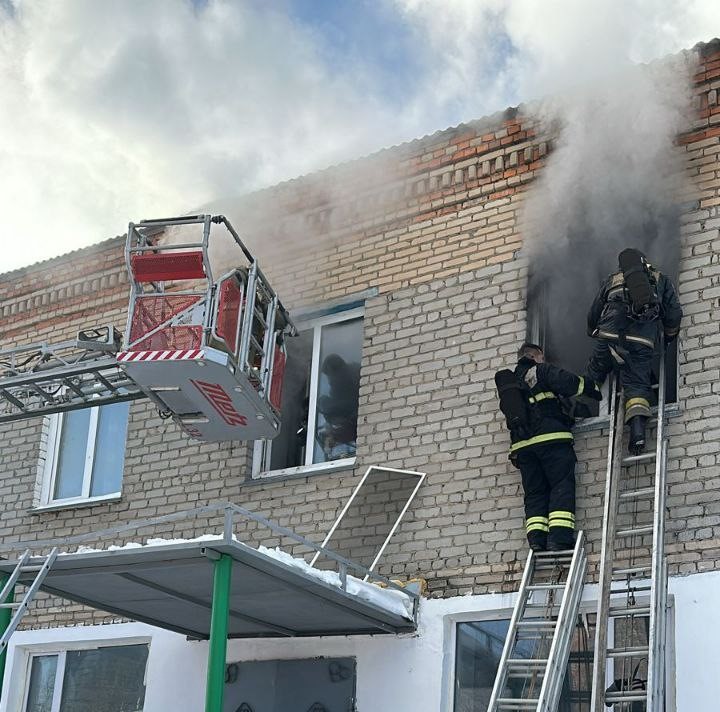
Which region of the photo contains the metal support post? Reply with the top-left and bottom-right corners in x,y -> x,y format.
0,573 -> 14,698
205,554 -> 232,712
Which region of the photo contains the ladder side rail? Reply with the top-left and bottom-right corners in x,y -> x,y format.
260,297 -> 279,397
648,340 -> 668,712
237,263 -> 259,377
0,552 -> 30,603
0,548 -> 59,654
539,534 -> 588,711
0,389 -> 145,425
487,550 -> 536,712
0,356 -> 125,389
590,378 -> 624,712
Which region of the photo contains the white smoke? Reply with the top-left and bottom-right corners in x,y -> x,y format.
0,0 -> 717,271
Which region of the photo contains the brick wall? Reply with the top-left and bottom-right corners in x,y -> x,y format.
1,41 -> 719,628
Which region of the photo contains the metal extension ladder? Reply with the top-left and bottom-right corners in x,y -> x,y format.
591,348 -> 669,711
487,532 -> 588,711
0,548 -> 59,654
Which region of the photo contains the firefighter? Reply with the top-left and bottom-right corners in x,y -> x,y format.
495,343 -> 602,551
585,248 -> 682,454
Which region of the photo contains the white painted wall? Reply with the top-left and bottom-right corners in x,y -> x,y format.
2,571 -> 718,712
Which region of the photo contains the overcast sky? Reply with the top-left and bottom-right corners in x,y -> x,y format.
0,0 -> 717,272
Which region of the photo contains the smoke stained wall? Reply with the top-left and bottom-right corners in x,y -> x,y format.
522,52 -> 696,374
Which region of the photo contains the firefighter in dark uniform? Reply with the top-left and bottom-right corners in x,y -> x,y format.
585,248 -> 682,454
495,343 -> 602,551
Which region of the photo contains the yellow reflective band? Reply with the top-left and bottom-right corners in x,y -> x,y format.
510,432 -> 574,453
526,516 -> 549,526
526,522 -> 549,533
575,376 -> 584,397
626,397 -> 650,409
625,334 -> 655,348
528,391 -> 556,404
548,520 -> 575,529
549,510 -> 575,520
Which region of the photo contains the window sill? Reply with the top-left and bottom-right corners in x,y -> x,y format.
30,493 -> 122,514
573,401 -> 681,435
248,457 -> 356,485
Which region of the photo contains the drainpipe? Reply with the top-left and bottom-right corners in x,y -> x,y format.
0,574 -> 14,700
205,554 -> 232,712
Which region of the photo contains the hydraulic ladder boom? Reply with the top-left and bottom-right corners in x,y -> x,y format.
0,328 -> 144,423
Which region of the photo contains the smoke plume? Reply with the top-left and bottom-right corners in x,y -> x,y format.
522,53 -> 696,373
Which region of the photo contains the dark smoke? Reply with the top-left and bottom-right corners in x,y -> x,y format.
523,52 -> 695,374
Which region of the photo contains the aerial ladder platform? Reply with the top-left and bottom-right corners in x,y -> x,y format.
488,348 -> 670,712
0,215 -> 296,442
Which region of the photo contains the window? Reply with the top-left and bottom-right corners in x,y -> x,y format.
527,269 -> 679,421
40,401 -> 130,506
453,611 -> 674,712
224,657 -> 356,711
253,307 -> 363,477
454,616 -> 595,712
22,644 -> 149,712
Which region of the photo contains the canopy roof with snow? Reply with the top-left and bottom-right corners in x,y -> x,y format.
0,502 -> 419,639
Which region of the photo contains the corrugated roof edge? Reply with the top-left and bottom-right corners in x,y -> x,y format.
3,37 -> 718,280
1,234 -> 125,280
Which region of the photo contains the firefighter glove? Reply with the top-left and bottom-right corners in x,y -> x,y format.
582,378 -> 603,401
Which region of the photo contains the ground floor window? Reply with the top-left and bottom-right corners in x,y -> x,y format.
224,657 -> 356,711
454,613 -> 656,712
22,643 -> 148,712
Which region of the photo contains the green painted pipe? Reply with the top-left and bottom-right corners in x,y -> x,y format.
205,554 -> 232,712
0,573 -> 14,699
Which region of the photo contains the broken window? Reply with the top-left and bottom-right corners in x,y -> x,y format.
224,657 -> 356,711
40,401 -> 130,507
526,240 -> 680,419
23,644 -> 148,712
253,307 -> 363,477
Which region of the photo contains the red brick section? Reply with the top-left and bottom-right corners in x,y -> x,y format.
678,39 -> 720,146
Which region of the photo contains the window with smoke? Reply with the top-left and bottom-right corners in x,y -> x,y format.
523,55 -> 691,411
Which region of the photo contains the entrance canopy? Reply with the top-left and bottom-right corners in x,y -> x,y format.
0,503 -> 418,639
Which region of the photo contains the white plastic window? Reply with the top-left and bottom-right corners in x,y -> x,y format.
41,401 -> 130,507
253,308 -> 363,478
22,644 -> 149,712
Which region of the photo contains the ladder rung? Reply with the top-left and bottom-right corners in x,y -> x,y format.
619,486 -> 656,500
249,336 -> 265,355
516,619 -> 557,628
613,565 -> 651,576
496,699 -> 538,708
0,603 -> 20,609
609,606 -> 651,617
607,646 -> 648,658
622,452 -> 656,466
532,550 -> 573,558
507,658 -> 548,668
610,585 -> 652,594
253,308 -> 267,328
605,693 -> 647,703
21,564 -> 47,573
616,525 -> 653,538
526,583 -> 565,591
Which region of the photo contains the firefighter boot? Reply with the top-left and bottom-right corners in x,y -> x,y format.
628,415 -> 647,455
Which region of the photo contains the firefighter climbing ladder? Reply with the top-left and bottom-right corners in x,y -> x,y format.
0,548 -> 58,655
487,532 -> 588,712
590,346 -> 669,712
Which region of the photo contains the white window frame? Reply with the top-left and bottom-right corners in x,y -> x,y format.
252,306 -> 364,479
442,597 -> 676,712
18,640 -> 150,712
37,403 -> 128,510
